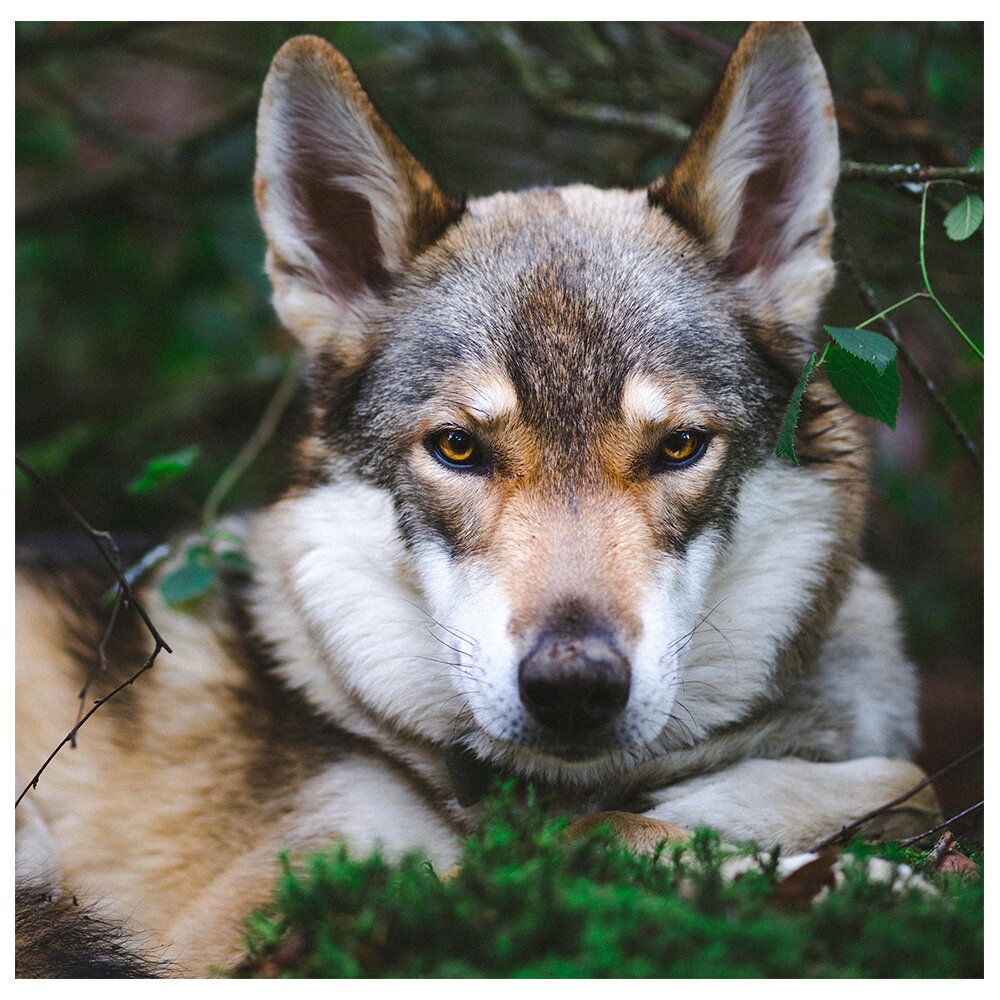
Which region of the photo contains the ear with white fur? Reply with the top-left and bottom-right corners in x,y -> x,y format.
255,36 -> 464,358
649,22 -> 840,334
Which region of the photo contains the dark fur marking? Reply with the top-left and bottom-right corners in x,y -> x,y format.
217,571 -> 360,805
409,189 -> 467,256
17,542 -> 159,726
219,572 -> 462,831
310,350 -> 371,451
16,886 -> 172,978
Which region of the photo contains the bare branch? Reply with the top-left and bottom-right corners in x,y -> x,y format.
123,36 -> 264,83
898,801 -> 984,849
809,743 -> 983,851
16,644 -> 167,808
489,24 -> 692,144
72,585 -> 126,746
14,457 -> 172,806
840,161 -> 983,185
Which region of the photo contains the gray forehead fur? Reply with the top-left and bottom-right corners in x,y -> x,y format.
354,185 -> 786,447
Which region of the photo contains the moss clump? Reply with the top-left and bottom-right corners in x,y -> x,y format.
234,783 -> 983,978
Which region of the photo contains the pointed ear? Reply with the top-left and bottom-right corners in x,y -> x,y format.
254,36 -> 464,357
648,22 -> 839,334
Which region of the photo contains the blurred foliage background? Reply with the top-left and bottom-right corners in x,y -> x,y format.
15,22 -> 983,825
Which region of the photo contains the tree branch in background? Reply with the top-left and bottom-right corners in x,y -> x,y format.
836,235 -> 983,476
15,89 -> 259,230
123,36 -> 264,83
15,22 -> 171,66
14,457 -> 172,807
659,22 -> 734,60
840,162 -> 984,185
489,24 -> 693,144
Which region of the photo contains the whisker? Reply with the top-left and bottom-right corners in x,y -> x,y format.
393,597 -> 478,646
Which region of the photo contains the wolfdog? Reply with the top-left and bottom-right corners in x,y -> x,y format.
16,21 -> 939,975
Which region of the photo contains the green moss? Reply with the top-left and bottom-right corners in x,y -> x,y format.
234,784 -> 983,978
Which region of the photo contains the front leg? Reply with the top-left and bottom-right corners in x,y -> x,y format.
639,756 -> 940,852
564,811 -> 691,853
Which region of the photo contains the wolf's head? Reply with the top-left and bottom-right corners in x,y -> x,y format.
252,24 -> 865,787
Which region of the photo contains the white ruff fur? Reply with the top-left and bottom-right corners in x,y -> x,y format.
248,457 -> 844,786
249,481 -> 460,741
671,460 -> 843,736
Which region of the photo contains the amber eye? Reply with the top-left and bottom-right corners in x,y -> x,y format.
657,429 -> 708,469
430,428 -> 483,469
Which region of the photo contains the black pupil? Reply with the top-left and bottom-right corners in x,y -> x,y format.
444,431 -> 472,459
667,432 -> 693,456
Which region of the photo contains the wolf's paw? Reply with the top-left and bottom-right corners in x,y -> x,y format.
565,810 -> 691,855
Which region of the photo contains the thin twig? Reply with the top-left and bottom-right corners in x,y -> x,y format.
72,585 -> 126,745
919,183 -> 983,360
897,801 -> 984,848
16,458 -> 170,648
836,235 -> 983,476
809,743 -> 983,851
549,100 -> 692,143
16,645 -> 167,808
15,457 -> 172,806
201,358 -> 303,529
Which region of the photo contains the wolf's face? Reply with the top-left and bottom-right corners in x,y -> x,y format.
253,25 -> 861,782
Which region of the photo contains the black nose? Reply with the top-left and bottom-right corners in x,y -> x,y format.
518,629 -> 630,736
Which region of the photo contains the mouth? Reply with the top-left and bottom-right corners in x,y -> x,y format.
464,719 -> 655,772
445,729 -> 647,806
515,722 -> 637,762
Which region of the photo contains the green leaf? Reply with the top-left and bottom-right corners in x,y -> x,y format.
943,194 -> 984,241
218,549 -> 254,572
968,147 -> 983,170
128,446 -> 201,496
824,345 -> 900,429
775,352 -> 818,464
159,562 -> 216,606
824,327 -> 897,375
185,543 -> 214,564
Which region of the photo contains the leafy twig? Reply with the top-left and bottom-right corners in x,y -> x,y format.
837,235 -> 983,475
919,183 -> 983,360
